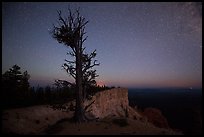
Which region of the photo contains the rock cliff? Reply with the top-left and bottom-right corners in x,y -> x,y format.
83,88 -> 142,120
142,107 -> 170,129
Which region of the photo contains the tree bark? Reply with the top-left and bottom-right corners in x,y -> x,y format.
74,39 -> 86,123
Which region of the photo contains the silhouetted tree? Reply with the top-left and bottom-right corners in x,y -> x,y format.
53,80 -> 75,101
18,71 -> 30,99
81,51 -> 99,100
51,8 -> 99,122
2,64 -> 30,108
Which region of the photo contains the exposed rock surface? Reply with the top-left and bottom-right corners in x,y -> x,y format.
83,88 -> 142,120
142,107 -> 169,129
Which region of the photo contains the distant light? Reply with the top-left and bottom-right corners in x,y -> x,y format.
189,87 -> 193,90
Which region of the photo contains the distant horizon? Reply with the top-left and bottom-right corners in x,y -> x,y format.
27,80 -> 202,90
2,70 -> 202,89
127,86 -> 202,90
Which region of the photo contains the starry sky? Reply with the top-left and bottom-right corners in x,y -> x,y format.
2,2 -> 202,88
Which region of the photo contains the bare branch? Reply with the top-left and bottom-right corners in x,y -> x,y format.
69,73 -> 76,79
83,59 -> 99,73
67,51 -> 75,56
84,100 -> 95,111
82,47 -> 86,53
57,10 -> 67,28
62,63 -> 76,79
56,79 -> 75,87
65,59 -> 75,64
80,20 -> 89,29
82,36 -> 88,43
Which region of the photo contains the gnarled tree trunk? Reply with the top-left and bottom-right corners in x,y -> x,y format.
74,38 -> 86,122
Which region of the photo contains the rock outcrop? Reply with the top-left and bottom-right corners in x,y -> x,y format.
83,88 -> 142,120
142,107 -> 169,129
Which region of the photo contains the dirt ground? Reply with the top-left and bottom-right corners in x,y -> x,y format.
40,116 -> 182,135
2,104 -> 182,135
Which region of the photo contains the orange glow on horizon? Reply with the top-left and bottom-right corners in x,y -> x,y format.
96,80 -> 105,87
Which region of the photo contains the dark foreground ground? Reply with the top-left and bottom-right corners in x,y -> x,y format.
40,117 -> 181,135
2,105 -> 181,135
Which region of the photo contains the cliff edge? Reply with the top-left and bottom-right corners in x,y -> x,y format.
84,88 -> 142,120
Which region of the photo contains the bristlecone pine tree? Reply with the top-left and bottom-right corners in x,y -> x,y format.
51,8 -> 99,123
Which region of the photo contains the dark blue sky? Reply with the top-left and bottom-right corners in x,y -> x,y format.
2,2 -> 202,88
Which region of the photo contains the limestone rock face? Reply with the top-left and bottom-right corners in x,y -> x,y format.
84,88 -> 142,120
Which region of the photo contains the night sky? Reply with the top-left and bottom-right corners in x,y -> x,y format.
2,2 -> 202,88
